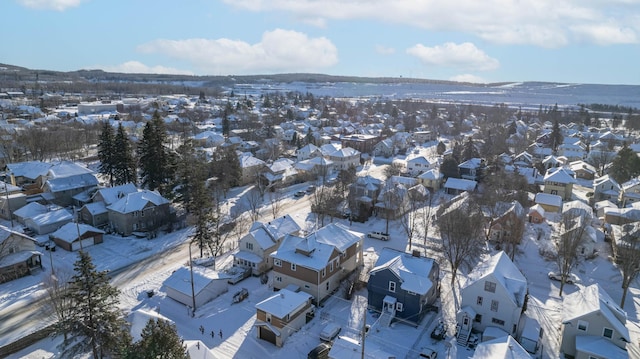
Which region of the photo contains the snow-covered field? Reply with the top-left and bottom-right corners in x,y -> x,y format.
3,163 -> 640,359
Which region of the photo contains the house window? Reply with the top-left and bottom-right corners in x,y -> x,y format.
321,268 -> 326,277
484,281 -> 496,293
492,318 -> 505,326
396,302 -> 404,312
274,259 -> 282,267
330,261 -> 334,272
326,282 -> 330,290
291,263 -> 296,271
266,313 -> 271,323
141,210 -> 145,217
603,327 -> 613,339
577,320 -> 588,331
474,314 -> 482,323
491,300 -> 499,312
275,276 -> 282,282
477,296 -> 483,306
388,281 -> 396,292
246,242 -> 253,250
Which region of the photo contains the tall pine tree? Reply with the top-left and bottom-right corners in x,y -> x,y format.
113,123 -> 137,185
62,251 -> 131,359
138,112 -> 172,194
125,318 -> 188,359
97,121 -> 116,186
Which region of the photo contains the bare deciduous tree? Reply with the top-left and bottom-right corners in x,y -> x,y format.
612,223 -> 640,308
44,270 -> 74,340
246,186 -> 263,223
399,184 -> 429,252
555,213 -> 589,296
436,194 -> 486,285
268,189 -> 284,220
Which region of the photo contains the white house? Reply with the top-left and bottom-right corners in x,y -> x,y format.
457,251 -> 527,345
560,284 -> 629,359
164,267 -> 230,309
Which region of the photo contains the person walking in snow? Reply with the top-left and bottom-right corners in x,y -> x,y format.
199,325 -> 204,335
219,329 -> 223,339
211,330 -> 215,338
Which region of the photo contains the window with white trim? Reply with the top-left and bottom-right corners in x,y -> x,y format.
274,259 -> 282,267
484,281 -> 496,293
330,261 -> 334,272
491,300 -> 499,312
291,263 -> 296,271
396,302 -> 404,312
603,327 -> 613,339
246,242 -> 253,250
389,281 -> 396,292
321,268 -> 326,277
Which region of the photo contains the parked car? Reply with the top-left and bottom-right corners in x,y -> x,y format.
319,323 -> 342,342
548,271 -> 579,284
308,342 -> 331,359
367,231 -> 390,241
225,266 -> 251,284
294,190 -> 306,198
419,347 -> 438,359
430,321 -> 446,340
232,288 -> 249,303
306,185 -> 316,193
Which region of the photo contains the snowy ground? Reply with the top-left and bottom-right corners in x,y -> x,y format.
4,163 -> 640,359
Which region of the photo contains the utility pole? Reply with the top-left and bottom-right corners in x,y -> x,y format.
361,310 -> 366,359
74,206 -> 84,251
189,242 -> 196,317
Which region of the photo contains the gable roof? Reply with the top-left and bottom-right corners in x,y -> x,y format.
370,248 -> 436,295
164,267 -> 229,297
45,173 -> 99,193
254,288 -> 312,318
472,335 -> 530,359
93,183 -> 138,205
6,161 -> 51,180
106,190 -> 169,214
464,251 -> 527,308
50,222 -> 105,243
563,284 -> 629,342
544,167 -> 576,184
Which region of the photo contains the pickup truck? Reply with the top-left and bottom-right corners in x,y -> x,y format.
367,231 -> 390,241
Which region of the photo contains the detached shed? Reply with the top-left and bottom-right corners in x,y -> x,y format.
50,222 -> 105,251
164,267 -> 230,309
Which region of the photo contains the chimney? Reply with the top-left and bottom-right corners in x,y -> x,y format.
412,250 -> 421,258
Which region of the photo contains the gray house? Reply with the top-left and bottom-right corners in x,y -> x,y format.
106,190 -> 170,236
367,247 -> 440,326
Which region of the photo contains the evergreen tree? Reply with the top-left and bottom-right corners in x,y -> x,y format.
610,143 -> 640,184
113,123 -> 137,185
125,319 -> 188,359
62,251 -> 131,359
440,157 -> 460,179
97,121 -> 116,186
138,112 -> 172,194
436,141 -> 446,155
550,119 -> 563,151
461,137 -> 478,162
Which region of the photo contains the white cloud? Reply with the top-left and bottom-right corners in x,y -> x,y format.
17,0 -> 85,11
406,42 -> 499,71
137,29 -> 338,75
221,0 -> 640,47
449,74 -> 486,84
570,23 -> 638,45
98,61 -> 194,76
375,45 -> 395,55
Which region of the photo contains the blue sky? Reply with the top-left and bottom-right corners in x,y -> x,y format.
3,0 -> 640,85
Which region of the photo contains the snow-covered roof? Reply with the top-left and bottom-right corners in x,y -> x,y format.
459,157 -> 483,169
443,177 -> 477,191
83,201 -> 107,215
528,204 -> 545,217
29,208 -> 73,226
46,173 -> 99,193
184,340 -> 217,359
94,183 -> 138,205
164,267 -> 229,297
50,222 -> 104,243
417,168 -> 442,180
472,335 -> 530,359
329,147 -> 360,158
464,251 -> 527,308
254,288 -> 312,318
544,167 -> 576,184
239,154 -> 265,168
0,225 -> 35,245
6,161 -> 51,180
127,309 -> 174,342
563,284 -> 630,343
370,248 -> 436,295
0,250 -> 41,268
13,202 -> 48,220
107,190 -> 169,214
47,161 -> 94,178
575,336 -> 628,359
534,193 -> 562,207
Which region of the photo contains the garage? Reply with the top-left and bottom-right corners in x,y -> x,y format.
259,326 -> 277,345
71,237 -> 95,251
50,223 -> 105,252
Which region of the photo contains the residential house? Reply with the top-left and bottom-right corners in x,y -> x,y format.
459,158 -> 485,181
340,134 -> 378,154
557,214 -> 598,258
528,204 -> 545,224
534,193 -> 563,213
349,175 -> 383,218
261,158 -> 298,189
296,143 -> 322,161
610,222 -> 640,262
513,151 -> 534,168
417,168 -> 443,192
593,175 -> 620,204
618,177 -> 640,207
456,251 -> 527,345
79,183 -> 138,228
604,207 -> 640,226
472,335 -> 531,359
542,155 -> 567,171
560,284 -> 629,359
373,138 -> 395,158
367,248 -> 440,326
5,161 -> 52,191
254,288 -> 314,347
164,267 -> 229,308
485,201 -> 526,243
570,160 -> 596,180
327,147 -> 360,171
239,153 -> 266,185
406,155 -> 434,177
443,177 -> 477,195
40,161 -> 100,207
49,222 -> 105,251
0,181 -> 25,221
234,214 -> 302,276
543,167 -> 576,201
106,190 -> 171,236
192,130 -> 224,148
558,141 -> 587,162
411,130 -> 435,144
24,207 -> 74,235
295,156 -> 334,180
0,225 -> 42,284
374,182 -> 409,219
271,223 -> 364,304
